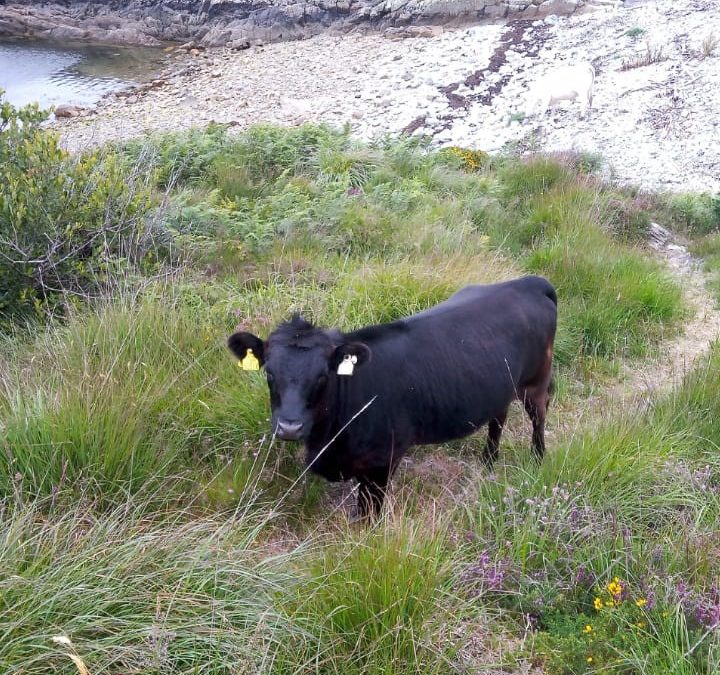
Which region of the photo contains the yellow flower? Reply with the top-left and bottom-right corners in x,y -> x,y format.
605,599 -> 616,607
635,598 -> 647,608
662,611 -> 669,618
583,625 -> 593,633
607,579 -> 623,596
587,656 -> 593,663
594,597 -> 603,610
636,621 -> 646,629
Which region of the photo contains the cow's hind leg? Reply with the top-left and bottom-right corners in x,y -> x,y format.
357,466 -> 391,521
482,410 -> 508,469
522,380 -> 552,462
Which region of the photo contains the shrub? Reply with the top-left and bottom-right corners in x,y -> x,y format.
438,146 -> 490,172
480,161 -> 682,363
603,195 -> 652,242
666,192 -> 720,235
0,92 -> 154,328
220,123 -> 347,186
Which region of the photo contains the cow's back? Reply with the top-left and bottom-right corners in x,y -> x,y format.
331,276 -> 557,458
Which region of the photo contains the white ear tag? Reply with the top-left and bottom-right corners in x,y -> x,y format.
337,354 -> 357,376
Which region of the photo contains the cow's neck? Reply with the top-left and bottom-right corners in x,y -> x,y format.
306,374 -> 372,454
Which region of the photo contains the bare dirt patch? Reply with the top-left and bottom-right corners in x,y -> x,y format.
610,227 -> 720,408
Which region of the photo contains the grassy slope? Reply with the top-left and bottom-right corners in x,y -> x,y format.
1,124 -> 719,674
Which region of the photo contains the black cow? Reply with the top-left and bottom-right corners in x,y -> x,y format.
228,275 -> 557,518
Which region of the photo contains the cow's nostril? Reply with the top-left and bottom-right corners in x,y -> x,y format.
277,420 -> 303,438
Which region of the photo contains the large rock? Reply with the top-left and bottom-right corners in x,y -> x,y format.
54,104 -> 87,118
538,0 -> 578,14
0,0 -> 585,47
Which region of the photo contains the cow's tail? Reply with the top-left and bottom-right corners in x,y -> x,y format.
545,372 -> 556,413
543,278 -> 557,406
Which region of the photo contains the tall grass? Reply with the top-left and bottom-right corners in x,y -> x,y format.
0,497 -> 303,674
281,517 -> 456,674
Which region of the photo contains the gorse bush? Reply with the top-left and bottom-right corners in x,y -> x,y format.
0,92 -> 155,328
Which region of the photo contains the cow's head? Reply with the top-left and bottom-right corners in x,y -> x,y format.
228,315 -> 371,441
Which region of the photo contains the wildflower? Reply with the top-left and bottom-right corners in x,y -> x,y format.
635,598 -> 647,608
676,581 -> 689,600
594,597 -> 603,610
605,599 -> 615,607
583,625 -> 593,633
635,621 -> 646,629
575,565 -> 587,584
587,656 -> 593,663
607,578 -> 623,597
662,611 -> 669,618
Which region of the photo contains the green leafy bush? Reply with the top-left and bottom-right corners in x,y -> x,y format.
0,92 -> 154,328
667,192 -> 720,234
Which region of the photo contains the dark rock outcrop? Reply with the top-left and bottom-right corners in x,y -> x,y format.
0,0 -> 588,47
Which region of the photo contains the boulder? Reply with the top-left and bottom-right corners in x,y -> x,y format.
54,104 -> 86,118
538,0 -> 579,14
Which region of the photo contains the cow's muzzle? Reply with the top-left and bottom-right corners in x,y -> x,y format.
276,419 -> 303,441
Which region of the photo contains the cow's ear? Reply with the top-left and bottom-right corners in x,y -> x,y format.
330,342 -> 371,375
228,332 -> 265,370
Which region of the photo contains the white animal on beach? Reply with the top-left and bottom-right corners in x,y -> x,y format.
525,62 -> 596,118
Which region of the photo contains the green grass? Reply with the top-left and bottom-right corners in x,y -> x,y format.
3,123 -> 719,673
282,518 -> 455,674
0,497 -> 309,674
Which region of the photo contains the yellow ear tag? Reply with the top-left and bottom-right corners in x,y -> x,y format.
239,350 -> 260,371
337,354 -> 357,376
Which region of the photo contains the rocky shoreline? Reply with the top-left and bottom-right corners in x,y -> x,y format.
53,0 -> 720,195
0,0 -> 594,47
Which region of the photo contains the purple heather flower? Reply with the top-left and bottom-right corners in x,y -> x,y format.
575,565 -> 587,585
676,581 -> 690,601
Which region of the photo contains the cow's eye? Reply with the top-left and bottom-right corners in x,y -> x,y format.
316,374 -> 327,387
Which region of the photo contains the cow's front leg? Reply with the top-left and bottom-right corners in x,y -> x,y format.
356,466 -> 391,521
